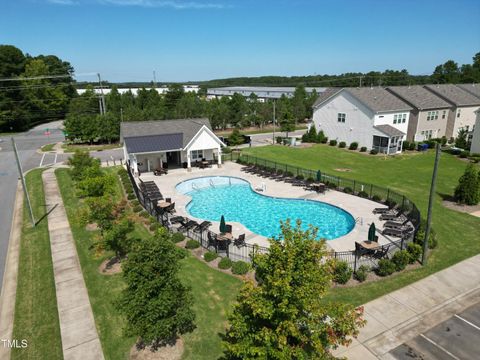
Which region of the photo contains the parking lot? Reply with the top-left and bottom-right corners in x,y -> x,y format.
390,303 -> 480,359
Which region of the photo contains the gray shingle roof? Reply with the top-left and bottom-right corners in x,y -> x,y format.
120,118 -> 212,147
386,86 -> 451,110
312,87 -> 341,108
345,87 -> 412,113
374,124 -> 405,137
457,84 -> 480,100
424,84 -> 480,107
124,133 -> 183,154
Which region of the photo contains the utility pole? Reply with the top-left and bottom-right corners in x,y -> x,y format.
12,137 -> 35,226
120,107 -> 124,122
359,76 -> 363,87
153,70 -> 157,89
97,73 -> 106,115
272,99 -> 276,144
422,143 -> 441,265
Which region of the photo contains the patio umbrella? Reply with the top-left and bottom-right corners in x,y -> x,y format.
316,170 -> 322,182
219,215 -> 227,233
368,223 -> 376,242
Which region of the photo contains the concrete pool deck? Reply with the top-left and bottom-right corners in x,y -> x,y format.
137,162 -> 396,252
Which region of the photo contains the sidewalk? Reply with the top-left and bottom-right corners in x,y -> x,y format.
42,168 -> 104,360
333,254 -> 480,359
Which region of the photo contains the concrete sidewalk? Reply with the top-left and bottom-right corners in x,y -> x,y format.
333,254 -> 480,359
42,168 -> 104,360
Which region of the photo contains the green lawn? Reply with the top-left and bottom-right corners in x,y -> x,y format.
55,167 -> 241,359
12,169 -> 63,360
243,144 -> 480,305
215,124 -> 307,136
62,143 -> 122,153
41,143 -> 56,152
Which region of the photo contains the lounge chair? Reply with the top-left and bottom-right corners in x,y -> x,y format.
383,218 -> 409,229
170,216 -> 185,224
178,220 -> 198,232
382,226 -> 413,238
194,221 -> 212,233
380,211 -> 401,221
234,234 -> 246,247
373,207 -> 389,214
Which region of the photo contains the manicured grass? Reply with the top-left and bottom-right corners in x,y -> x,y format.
243,144 -> 480,305
12,169 -> 63,360
55,167 -> 242,360
62,143 -> 122,153
41,143 -> 56,152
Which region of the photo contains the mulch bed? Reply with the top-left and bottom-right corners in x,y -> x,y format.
98,256 -> 122,275
130,338 -> 184,360
442,200 -> 480,216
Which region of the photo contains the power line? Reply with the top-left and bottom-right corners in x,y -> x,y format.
0,74 -> 72,82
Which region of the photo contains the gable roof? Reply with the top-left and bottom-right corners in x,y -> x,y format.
424,84 -> 480,107
124,133 -> 183,154
312,87 -> 341,108
120,118 -> 212,147
386,85 -> 451,110
457,84 -> 480,99
345,87 -> 412,113
374,124 -> 405,137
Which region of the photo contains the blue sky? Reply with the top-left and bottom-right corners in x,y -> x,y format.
1,0 -> 479,82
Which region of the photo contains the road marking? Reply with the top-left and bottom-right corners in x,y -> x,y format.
54,153 -> 58,164
39,153 -> 46,167
454,314 -> 480,331
419,334 -> 460,360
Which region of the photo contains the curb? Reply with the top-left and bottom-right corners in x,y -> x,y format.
0,181 -> 23,360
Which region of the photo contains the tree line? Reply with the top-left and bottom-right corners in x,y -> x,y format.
0,44 -> 76,131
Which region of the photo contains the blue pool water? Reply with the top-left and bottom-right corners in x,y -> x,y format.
176,176 -> 355,240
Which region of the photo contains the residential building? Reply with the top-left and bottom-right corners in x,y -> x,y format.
76,85 -> 199,96
386,86 -> 452,141
424,84 -> 480,139
471,112 -> 480,154
120,118 -> 225,174
312,87 -> 412,154
207,86 -> 326,101
457,83 -> 480,99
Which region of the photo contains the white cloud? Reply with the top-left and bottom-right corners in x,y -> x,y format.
99,0 -> 227,9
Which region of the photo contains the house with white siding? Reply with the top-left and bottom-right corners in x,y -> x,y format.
386,85 -> 452,141
471,111 -> 480,154
312,87 -> 412,154
424,84 -> 480,139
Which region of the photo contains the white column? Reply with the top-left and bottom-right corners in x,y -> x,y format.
187,150 -> 191,171
386,137 -> 391,155
133,155 -> 138,175
217,146 -> 222,166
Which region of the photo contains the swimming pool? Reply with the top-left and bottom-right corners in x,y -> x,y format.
176,176 -> 355,240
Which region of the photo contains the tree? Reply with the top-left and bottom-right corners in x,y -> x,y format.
455,128 -> 470,150
454,164 -> 480,205
103,218 -> 134,258
68,150 -> 100,181
117,229 -> 196,348
228,128 -> 244,148
223,221 -> 365,359
164,84 -> 185,115
292,84 -> 308,124
85,196 -> 116,231
280,111 -> 295,138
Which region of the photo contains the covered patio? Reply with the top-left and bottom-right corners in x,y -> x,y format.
372,125 -> 405,155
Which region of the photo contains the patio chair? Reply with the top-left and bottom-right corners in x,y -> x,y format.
194,221 -> 212,233
165,197 -> 172,203
383,218 -> 409,229
372,246 -> 389,260
207,232 -> 217,248
373,207 -> 389,214
166,202 -> 175,213
225,224 -> 233,234
355,241 -> 373,257
179,220 -> 198,232
234,234 -> 246,247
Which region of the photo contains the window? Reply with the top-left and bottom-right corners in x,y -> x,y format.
191,150 -> 203,160
402,113 -> 407,123
442,110 -> 447,119
427,111 -> 438,121
337,113 -> 346,123
393,114 -> 406,124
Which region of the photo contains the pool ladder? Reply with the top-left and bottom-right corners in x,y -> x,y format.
355,217 -> 363,225
210,179 -> 215,188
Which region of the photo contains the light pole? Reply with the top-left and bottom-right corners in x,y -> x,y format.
272,99 -> 276,144
12,137 -> 35,226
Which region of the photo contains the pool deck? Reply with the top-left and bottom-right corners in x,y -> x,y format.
137,162 -> 395,252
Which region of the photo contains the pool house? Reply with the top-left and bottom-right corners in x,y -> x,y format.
120,118 -> 226,174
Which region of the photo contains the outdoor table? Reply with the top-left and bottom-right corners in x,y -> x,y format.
157,201 -> 170,208
359,241 -> 378,250
311,183 -> 325,192
217,233 -> 233,241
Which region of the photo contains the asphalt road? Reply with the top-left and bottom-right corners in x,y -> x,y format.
0,121 -> 123,291
390,302 -> 480,360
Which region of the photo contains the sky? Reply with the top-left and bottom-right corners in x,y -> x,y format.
1,0 -> 479,83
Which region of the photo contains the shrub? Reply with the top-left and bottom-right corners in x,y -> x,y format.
231,261 -> 250,275
355,265 -> 369,282
132,205 -> 143,213
370,149 -> 378,155
376,259 -> 396,276
441,136 -> 448,146
77,173 -> 116,198
185,240 -> 200,249
372,194 -> 382,202
327,182 -> 337,189
403,140 -> 410,151
391,250 -> 410,271
320,136 -> 328,144
358,191 -> 369,198
408,142 -> 416,151
454,164 -> 480,205
339,141 -> 346,148
333,261 -> 352,284
149,223 -> 160,232
349,142 -> 358,150
276,168 -> 284,175
414,221 -> 438,249
68,150 -> 101,181
218,257 -> 233,270
276,136 -> 283,144
139,210 -> 149,218
343,187 -> 353,194
127,193 -> 136,200
317,130 -> 327,144
385,199 -> 397,208
459,150 -> 469,158
306,177 -> 315,183
329,139 -> 338,146
360,146 -> 367,152
171,232 -> 185,243
406,243 -> 422,263
131,199 -> 140,207
296,174 -> 304,180
203,251 -> 218,262
286,171 -> 294,177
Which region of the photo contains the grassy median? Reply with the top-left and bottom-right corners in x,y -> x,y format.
55,167 -> 241,360
12,168 -> 63,360
243,144 -> 480,305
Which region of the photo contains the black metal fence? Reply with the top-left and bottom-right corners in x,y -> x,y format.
126,152 -> 422,271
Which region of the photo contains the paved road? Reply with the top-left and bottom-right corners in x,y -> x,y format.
0,121 -> 123,291
390,302 -> 480,360
237,129 -> 307,148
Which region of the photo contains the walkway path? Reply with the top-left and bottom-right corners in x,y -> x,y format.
42,168 -> 104,360
333,254 -> 480,359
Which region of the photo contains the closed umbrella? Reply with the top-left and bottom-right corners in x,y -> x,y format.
368,223 -> 376,242
220,215 -> 227,233
316,170 -> 322,182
